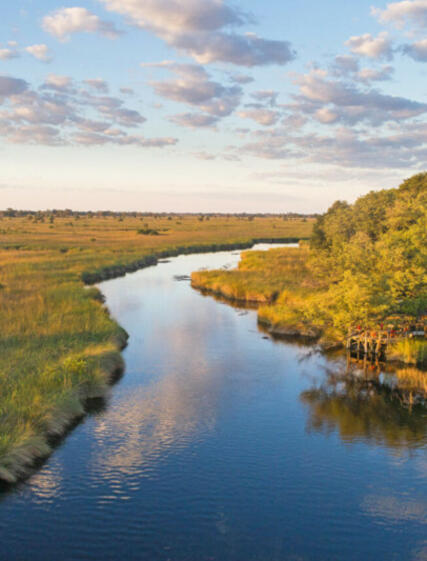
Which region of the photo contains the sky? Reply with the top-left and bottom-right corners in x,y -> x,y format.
0,0 -> 426,213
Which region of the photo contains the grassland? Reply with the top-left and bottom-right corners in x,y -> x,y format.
0,213 -> 313,483
192,245 -> 308,304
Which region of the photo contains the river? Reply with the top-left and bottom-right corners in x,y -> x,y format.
0,246 -> 426,561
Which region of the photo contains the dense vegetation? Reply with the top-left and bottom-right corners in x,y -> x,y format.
192,174 -> 427,361
0,214 -> 313,482
308,172 -> 426,331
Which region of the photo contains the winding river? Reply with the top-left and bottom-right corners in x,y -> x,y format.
0,246 -> 426,561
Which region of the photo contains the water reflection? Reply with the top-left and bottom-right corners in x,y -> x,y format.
26,462 -> 63,504
361,494 -> 427,523
90,364 -> 219,478
300,364 -> 427,450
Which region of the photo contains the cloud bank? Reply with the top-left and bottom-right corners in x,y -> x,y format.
99,0 -> 295,66
0,74 -> 177,148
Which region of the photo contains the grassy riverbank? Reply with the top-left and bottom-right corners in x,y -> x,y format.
192,174 -> 427,359
0,213 -> 313,482
191,245 -> 328,339
192,246 -> 309,304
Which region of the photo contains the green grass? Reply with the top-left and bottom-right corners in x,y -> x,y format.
0,214 -> 313,482
192,246 -> 311,303
192,245 -> 327,338
388,339 -> 427,365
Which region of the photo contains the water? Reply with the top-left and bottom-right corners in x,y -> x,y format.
0,247 -> 426,561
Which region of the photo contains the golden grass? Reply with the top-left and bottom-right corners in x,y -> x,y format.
191,245 -> 326,338
395,367 -> 427,395
0,214 -> 313,482
191,246 -> 310,303
388,339 -> 427,365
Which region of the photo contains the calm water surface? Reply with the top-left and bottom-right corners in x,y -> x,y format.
0,247 -> 426,561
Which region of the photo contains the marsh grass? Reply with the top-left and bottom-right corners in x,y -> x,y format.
395,367 -> 427,395
192,246 -> 326,338
388,339 -> 427,366
0,214 -> 313,482
191,247 -> 311,304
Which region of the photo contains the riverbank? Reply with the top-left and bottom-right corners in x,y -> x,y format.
191,245 -> 335,346
192,248 -> 426,360
0,213 -> 312,483
192,175 -> 427,366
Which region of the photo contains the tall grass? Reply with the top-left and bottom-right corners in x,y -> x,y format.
191,246 -> 311,304
0,214 -> 313,482
395,367 -> 427,395
192,246 -> 325,338
388,339 -> 427,366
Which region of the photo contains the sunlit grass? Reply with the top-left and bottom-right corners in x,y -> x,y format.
192,246 -> 325,337
395,367 -> 427,395
0,214 -> 313,481
191,246 -> 311,303
389,339 -> 427,366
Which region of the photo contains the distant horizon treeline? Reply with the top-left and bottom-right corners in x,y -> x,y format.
0,208 -> 318,220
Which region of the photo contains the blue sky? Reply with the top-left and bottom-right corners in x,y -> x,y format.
0,0 -> 426,212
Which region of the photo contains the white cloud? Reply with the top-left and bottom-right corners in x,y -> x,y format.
402,38 -> 427,60
238,124 -> 427,169
0,76 -> 28,96
0,74 -> 173,149
171,31 -> 295,66
72,131 -> 176,147
193,151 -> 217,160
0,48 -> 20,60
292,69 -> 426,125
346,32 -> 393,60
83,78 -> 109,92
100,0 -> 246,33
43,74 -> 73,92
238,108 -> 280,126
169,113 -> 219,128
149,64 -> 242,118
8,124 -> 62,145
331,55 -> 393,83
356,65 -> 394,82
372,0 -> 427,29
314,107 -> 339,124
250,90 -> 278,106
42,7 -> 121,41
332,55 -> 360,75
25,44 -> 52,62
229,73 -> 254,84
99,0 -> 295,66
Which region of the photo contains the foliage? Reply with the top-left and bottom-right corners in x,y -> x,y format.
192,173 -> 427,357
309,173 -> 427,328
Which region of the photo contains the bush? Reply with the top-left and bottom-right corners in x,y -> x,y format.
137,228 -> 160,236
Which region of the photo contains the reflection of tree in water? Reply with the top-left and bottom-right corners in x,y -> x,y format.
300,369 -> 427,450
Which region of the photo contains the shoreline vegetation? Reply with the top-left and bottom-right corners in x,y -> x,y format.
191,174 -> 427,367
0,213 -> 312,483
